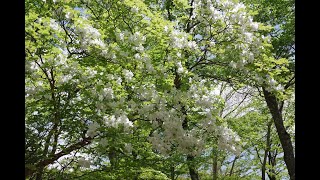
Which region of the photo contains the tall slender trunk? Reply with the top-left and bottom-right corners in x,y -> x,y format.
170,165 -> 175,180
108,147 -> 117,169
212,151 -> 218,180
262,121 -> 272,180
267,151 -> 277,180
263,88 -> 295,180
187,155 -> 199,180
229,156 -> 238,176
267,147 -> 278,180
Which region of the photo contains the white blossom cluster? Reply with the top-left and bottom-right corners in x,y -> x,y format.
169,30 -> 189,49
78,157 -> 91,168
129,31 -> 146,46
122,69 -> 134,82
87,122 -> 100,138
125,77 -> 240,156
217,126 -> 242,156
264,75 -> 284,92
75,20 -> 105,49
188,0 -> 265,70
103,113 -> 133,129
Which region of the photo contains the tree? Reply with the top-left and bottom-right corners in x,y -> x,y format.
25,0 -> 294,179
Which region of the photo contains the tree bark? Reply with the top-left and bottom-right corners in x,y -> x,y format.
212,152 -> 218,180
267,150 -> 277,180
187,155 -> 199,180
262,121 -> 272,180
229,156 -> 238,176
108,147 -> 117,169
263,88 -> 295,180
267,146 -> 278,180
170,165 -> 175,180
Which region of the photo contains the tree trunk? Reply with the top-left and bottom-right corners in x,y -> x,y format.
174,72 -> 199,180
108,147 -> 117,169
170,166 -> 175,180
267,151 -> 277,180
212,151 -> 218,180
262,121 -> 272,180
267,148 -> 278,180
35,167 -> 44,180
229,156 -> 238,176
187,155 -> 199,180
263,88 -> 295,180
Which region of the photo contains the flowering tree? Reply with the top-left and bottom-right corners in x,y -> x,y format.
25,0 -> 294,179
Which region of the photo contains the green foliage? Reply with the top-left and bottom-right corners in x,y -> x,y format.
25,0 -> 294,179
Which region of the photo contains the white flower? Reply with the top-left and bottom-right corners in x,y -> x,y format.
49,19 -> 60,31
125,143 -> 132,153
32,111 -> 39,116
275,84 -> 284,91
65,12 -> 72,19
87,122 -> 100,138
238,59 -> 247,67
100,50 -> 109,57
102,87 -> 114,99
118,114 -> 133,127
244,32 -> 253,43
251,22 -> 259,31
269,78 -> 276,86
229,61 -> 237,68
123,69 -> 134,81
118,32 -> 124,41
146,63 -> 155,73
187,41 -> 197,49
131,6 -> 139,13
87,131 -> 97,138
105,115 -> 117,127
78,158 -> 90,168
133,45 -> 144,52
176,61 -> 184,74
100,138 -> 108,147
248,53 -> 254,63
134,53 -> 141,60
164,26 -> 169,32
116,77 -> 122,85
88,121 -> 100,130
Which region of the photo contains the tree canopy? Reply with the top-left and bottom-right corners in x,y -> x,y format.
25,0 -> 295,179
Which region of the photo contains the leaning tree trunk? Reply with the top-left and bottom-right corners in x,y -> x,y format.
263,88 -> 295,180
229,156 -> 238,176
